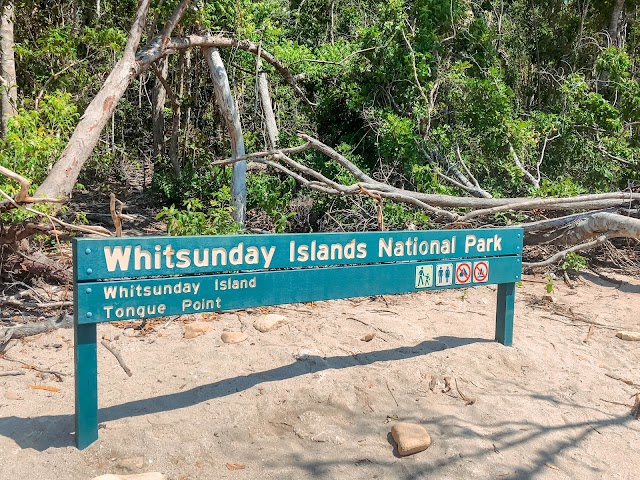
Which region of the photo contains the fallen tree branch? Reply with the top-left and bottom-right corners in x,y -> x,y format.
0,297 -> 73,309
0,313 -> 73,344
523,235 -> 609,267
213,133 -> 640,226
0,166 -> 65,211
0,187 -> 111,237
509,142 -> 540,189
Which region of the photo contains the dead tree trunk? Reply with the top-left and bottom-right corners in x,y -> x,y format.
204,47 -> 246,226
0,1 -> 17,137
257,57 -> 278,149
608,0 -> 626,47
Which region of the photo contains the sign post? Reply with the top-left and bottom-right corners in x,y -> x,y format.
72,228 -> 523,448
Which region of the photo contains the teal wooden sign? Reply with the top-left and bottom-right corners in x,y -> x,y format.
75,229 -> 522,281
72,228 -> 523,449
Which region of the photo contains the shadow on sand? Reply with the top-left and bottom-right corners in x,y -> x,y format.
0,336 -> 487,451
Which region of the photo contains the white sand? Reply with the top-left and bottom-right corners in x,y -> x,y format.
1,272 -> 639,479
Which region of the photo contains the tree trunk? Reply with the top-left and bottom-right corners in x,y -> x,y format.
204,47 -> 246,227
608,0 -> 625,46
168,51 -> 185,176
257,57 -> 278,149
0,1 -> 17,137
35,0 -> 153,200
151,56 -> 168,172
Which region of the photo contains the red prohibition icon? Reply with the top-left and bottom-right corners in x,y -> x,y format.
473,261 -> 489,282
455,262 -> 472,284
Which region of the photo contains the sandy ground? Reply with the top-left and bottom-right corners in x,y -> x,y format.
1,271 -> 639,480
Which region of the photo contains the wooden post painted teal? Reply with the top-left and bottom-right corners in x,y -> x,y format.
74,322 -> 98,449
495,283 -> 516,346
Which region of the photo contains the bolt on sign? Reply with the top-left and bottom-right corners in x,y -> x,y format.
73,228 -> 523,448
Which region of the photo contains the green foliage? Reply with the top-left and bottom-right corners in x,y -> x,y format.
562,252 -> 588,271
6,0 -> 640,233
536,177 -> 587,198
0,92 -> 78,194
545,275 -> 554,294
247,174 -> 297,233
156,189 -> 241,236
382,202 -> 432,230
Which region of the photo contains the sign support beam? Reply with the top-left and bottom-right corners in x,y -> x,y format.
74,321 -> 98,449
495,282 -> 516,346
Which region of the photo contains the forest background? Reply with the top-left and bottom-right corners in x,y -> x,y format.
0,0 -> 639,269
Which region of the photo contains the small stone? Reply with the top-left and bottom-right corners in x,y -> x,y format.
391,422 -> 432,456
115,456 -> 145,473
616,331 -> 640,341
123,328 -> 136,337
361,332 -> 376,342
253,314 -> 288,332
221,331 -> 248,344
184,321 -> 210,339
542,294 -> 557,303
4,389 -> 21,400
92,474 -> 165,480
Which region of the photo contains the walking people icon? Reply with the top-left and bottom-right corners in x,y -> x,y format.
415,265 -> 434,288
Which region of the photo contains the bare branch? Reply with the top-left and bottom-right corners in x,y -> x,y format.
509,142 -> 539,189
0,164 -> 29,202
401,28 -> 429,105
165,35 -> 315,106
151,61 -> 179,110
211,143 -> 312,166
456,144 -> 481,188
461,193 -> 640,221
298,133 -> 375,183
536,133 -> 561,183
101,339 -> 133,377
523,235 -> 609,268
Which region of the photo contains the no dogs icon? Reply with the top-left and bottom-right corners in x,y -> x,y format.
455,262 -> 472,284
473,261 -> 489,283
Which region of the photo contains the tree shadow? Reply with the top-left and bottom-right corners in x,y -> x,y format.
262,412 -> 634,480
0,335 -> 489,451
580,271 -> 640,294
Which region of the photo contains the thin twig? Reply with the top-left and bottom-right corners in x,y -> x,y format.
523,235 -> 610,268
605,373 -> 640,388
454,378 -> 476,405
0,355 -> 66,381
101,340 -> 133,377
385,379 -> 399,407
600,398 -> 634,407
0,370 -> 25,377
